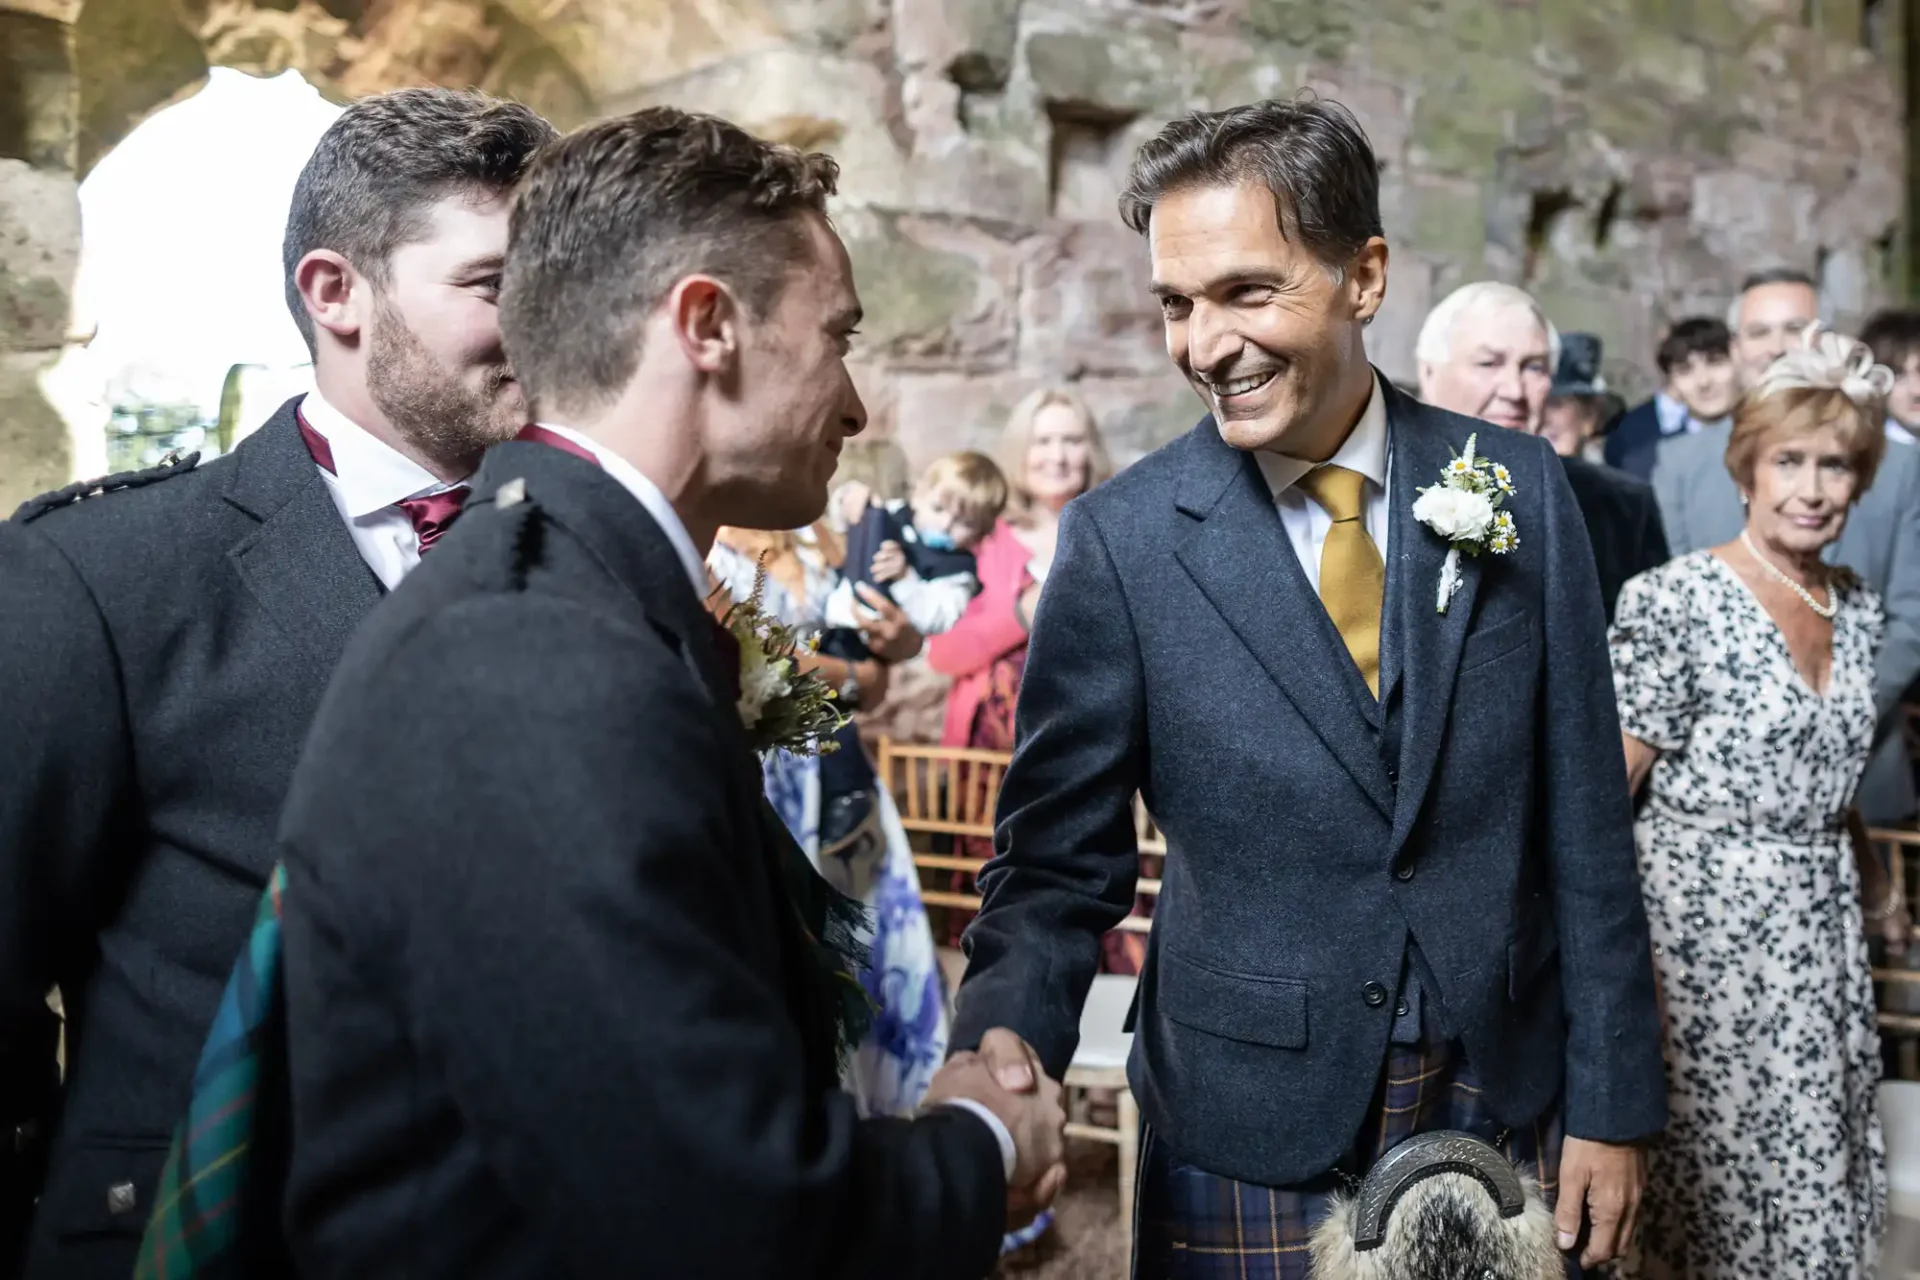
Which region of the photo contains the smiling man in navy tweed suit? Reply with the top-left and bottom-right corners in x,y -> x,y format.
950,98 -> 1668,1277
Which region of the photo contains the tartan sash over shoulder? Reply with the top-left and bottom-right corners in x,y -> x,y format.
134,864 -> 293,1279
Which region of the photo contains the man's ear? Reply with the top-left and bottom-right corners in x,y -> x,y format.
667,275 -> 741,376
1348,237 -> 1389,325
294,249 -> 365,343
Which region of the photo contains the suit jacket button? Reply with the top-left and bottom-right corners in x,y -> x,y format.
107,1181 -> 137,1215
1395,997 -> 1410,1017
1394,864 -> 1415,881
1362,981 -> 1388,1008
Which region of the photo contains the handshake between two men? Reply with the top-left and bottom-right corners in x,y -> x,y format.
922,1027 -> 1072,1226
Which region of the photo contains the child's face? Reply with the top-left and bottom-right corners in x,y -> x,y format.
912,488 -> 991,551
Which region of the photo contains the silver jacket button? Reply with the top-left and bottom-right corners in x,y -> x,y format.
106,1181 -> 137,1215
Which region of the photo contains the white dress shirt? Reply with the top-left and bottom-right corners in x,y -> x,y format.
1254,373 -> 1392,588
1888,418 -> 1918,447
298,391 -> 469,592
529,423 -> 711,598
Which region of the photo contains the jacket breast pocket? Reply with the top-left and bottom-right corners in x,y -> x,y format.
1158,948 -> 1308,1049
1458,612 -> 1536,678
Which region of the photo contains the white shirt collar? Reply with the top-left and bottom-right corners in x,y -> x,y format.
297,390 -> 455,518
1888,417 -> 1918,447
1253,372 -> 1390,499
1654,392 -> 1691,435
530,422 -> 711,598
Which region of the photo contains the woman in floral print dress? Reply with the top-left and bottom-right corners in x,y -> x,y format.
1609,329 -> 1907,1279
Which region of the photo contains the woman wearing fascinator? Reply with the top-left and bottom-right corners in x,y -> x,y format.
1609,326 -> 1905,1278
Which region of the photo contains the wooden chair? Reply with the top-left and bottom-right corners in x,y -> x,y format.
874,738 -> 1156,1263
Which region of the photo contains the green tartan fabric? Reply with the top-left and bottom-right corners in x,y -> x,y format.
133,864 -> 290,1280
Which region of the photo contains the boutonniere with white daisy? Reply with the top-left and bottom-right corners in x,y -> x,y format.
708,560 -> 848,755
1410,433 -> 1518,614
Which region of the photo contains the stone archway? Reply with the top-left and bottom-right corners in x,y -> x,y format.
0,0 -> 606,509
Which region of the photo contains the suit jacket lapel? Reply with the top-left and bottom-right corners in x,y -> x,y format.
1384,390 -> 1483,857
222,401 -> 383,674
1173,419 -> 1394,819
469,441 -> 739,715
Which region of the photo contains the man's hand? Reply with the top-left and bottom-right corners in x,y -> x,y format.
924,1032 -> 1068,1226
1555,1135 -> 1645,1267
852,584 -> 924,663
870,541 -> 907,585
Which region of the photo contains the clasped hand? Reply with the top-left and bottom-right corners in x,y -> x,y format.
922,1027 -> 1069,1227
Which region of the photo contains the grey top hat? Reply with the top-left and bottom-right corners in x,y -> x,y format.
1552,333 -> 1608,397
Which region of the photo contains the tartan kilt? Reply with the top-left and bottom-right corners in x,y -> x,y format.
1134,1040 -> 1566,1280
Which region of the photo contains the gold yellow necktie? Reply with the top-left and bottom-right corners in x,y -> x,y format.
1295,464 -> 1385,697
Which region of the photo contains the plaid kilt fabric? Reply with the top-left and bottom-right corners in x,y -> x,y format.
1136,1040 -> 1566,1280
133,864 -> 293,1280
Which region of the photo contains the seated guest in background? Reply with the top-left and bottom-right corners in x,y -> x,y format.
1607,318 -> 1738,480
1656,270 -> 1920,826
0,88 -> 555,1278
829,436 -> 913,532
1539,332 -> 1612,463
1610,328 -> 1903,1278
827,450 -> 1008,638
923,389 -> 1120,954
1416,281 -> 1668,623
1861,308 -> 1920,445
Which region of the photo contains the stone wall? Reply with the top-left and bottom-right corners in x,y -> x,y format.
0,0 -> 1908,510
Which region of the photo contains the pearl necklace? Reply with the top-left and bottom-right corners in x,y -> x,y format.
1740,530 -> 1837,619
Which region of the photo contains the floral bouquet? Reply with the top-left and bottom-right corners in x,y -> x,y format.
710,562 -> 848,758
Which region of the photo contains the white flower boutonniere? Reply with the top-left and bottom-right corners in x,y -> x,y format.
1410,433 -> 1518,614
710,560 -> 848,756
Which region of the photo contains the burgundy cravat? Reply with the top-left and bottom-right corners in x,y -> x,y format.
396,488 -> 468,553
297,408 -> 467,554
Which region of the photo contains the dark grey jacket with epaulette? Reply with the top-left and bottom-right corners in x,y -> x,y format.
0,398 -> 379,1280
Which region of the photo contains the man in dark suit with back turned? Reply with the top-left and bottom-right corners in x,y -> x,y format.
950,100 -> 1666,1279
0,89 -> 554,1278
1415,284 -> 1669,623
273,108 -> 1065,1279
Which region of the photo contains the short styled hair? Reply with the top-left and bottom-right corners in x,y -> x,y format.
500,107 -> 840,420
1414,281 -> 1562,371
1726,266 -> 1822,331
916,451 -> 1009,527
1725,333 -> 1888,496
1656,317 -> 1732,375
997,387 -> 1113,516
1117,96 -> 1382,278
282,87 -> 555,350
1862,309 -> 1920,375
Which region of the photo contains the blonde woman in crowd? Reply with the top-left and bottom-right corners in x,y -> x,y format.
1610,328 -> 1908,1278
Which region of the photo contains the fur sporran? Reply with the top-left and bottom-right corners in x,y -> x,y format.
1307,1131 -> 1563,1280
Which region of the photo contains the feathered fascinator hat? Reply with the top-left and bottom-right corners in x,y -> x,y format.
1755,323 -> 1895,407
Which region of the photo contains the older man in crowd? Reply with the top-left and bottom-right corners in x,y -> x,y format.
1653,268 -> 1920,825
1415,281 -> 1668,623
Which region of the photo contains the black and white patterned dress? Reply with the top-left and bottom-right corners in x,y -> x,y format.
1609,550 -> 1886,1279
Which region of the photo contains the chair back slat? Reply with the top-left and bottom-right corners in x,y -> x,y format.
875,737 -> 1163,938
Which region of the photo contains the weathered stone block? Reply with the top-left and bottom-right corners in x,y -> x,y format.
1017,223 -> 1165,378
893,0 -> 1018,87
1022,25 -> 1188,116
839,209 -> 1021,368
0,349 -> 69,512
620,49 -> 908,209
0,158 -> 77,352
0,10 -> 76,171
71,0 -> 207,173
1244,0 -> 1359,61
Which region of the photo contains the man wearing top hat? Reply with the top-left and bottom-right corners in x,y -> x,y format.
1416,282 -> 1669,623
